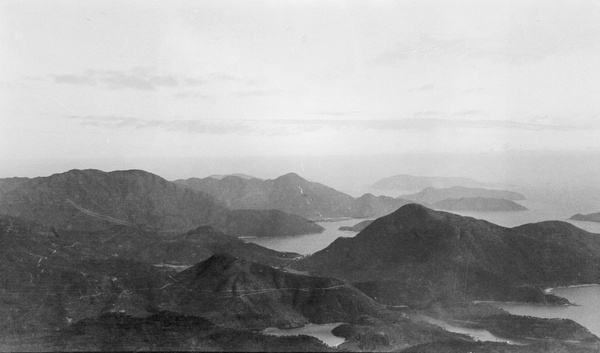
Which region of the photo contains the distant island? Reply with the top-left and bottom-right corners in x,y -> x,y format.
432,197 -> 528,212
371,174 -> 505,192
570,212 -> 600,223
402,186 -> 526,204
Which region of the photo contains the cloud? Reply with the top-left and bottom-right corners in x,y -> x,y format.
309,111 -> 362,117
412,111 -> 438,117
173,92 -> 210,99
453,110 -> 486,117
47,68 -> 258,91
411,84 -> 435,92
235,89 -> 280,98
66,115 -> 595,136
371,28 -> 598,67
463,87 -> 484,94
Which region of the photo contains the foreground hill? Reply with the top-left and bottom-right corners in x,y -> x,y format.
48,312 -> 335,352
4,214 -> 597,352
176,173 -> 412,220
0,215 -> 304,336
402,186 -> 525,204
433,197 -> 528,212
570,211 -> 600,223
0,169 -> 323,237
164,253 -> 388,329
371,175 -> 503,192
296,204 -> 600,307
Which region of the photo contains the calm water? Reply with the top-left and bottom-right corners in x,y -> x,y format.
245,219 -> 362,255
420,316 -> 521,344
263,323 -> 346,347
447,199 -> 600,233
493,285 -> 600,337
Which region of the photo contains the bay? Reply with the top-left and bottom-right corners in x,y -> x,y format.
493,285 -> 600,338
245,219 -> 362,255
263,323 -> 346,347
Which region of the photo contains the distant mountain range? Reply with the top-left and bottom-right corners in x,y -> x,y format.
175,173 -> 413,220
208,173 -> 258,180
0,169 -> 323,237
432,197 -> 528,212
402,186 -> 526,204
371,175 -> 505,192
570,212 -> 600,223
296,204 -> 600,307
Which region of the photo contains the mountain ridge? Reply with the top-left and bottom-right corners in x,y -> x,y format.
176,173 -> 413,220
0,169 -> 323,237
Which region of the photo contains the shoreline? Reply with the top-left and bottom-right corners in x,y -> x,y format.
545,283 -> 600,293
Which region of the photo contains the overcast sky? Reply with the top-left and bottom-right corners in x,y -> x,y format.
2,0 -> 600,162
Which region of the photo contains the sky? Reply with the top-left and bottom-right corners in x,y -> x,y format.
1,0 -> 600,177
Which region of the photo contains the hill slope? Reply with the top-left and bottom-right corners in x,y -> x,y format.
296,204 -> 600,307
176,173 -> 355,220
163,253 -> 388,328
0,214 -> 304,336
349,193 -> 414,218
0,169 -> 323,237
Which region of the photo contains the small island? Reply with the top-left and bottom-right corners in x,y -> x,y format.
570,212 -> 600,223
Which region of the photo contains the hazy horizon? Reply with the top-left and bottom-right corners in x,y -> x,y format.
3,150 -> 600,206
2,1 -> 600,212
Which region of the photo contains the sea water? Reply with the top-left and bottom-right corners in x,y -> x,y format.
493,285 -> 600,338
245,219 -> 361,255
263,323 -> 346,347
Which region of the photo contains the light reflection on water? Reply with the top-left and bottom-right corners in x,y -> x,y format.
419,316 -> 522,344
263,323 -> 346,347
